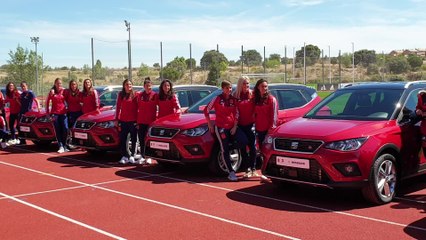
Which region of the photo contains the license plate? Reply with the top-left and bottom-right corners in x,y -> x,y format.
20,126 -> 30,132
276,156 -> 310,169
74,132 -> 88,140
150,141 -> 170,150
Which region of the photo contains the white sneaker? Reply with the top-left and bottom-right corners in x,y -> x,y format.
57,147 -> 65,153
7,139 -> 16,145
128,156 -> 136,164
1,142 -> 7,149
119,156 -> 129,164
15,139 -> 20,145
145,158 -> 152,164
228,171 -> 238,181
138,157 -> 146,165
64,148 -> 70,152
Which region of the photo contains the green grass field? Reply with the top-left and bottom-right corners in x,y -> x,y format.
318,91 -> 332,99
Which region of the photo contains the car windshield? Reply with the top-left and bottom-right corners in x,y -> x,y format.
99,86 -> 148,107
187,89 -> 222,114
305,88 -> 403,120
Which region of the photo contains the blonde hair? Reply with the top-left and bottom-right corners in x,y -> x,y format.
233,76 -> 250,98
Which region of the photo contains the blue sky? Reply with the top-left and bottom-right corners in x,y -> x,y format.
1,0 -> 425,68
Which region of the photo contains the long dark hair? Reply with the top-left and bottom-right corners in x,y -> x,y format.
253,78 -> 269,105
159,79 -> 174,100
51,78 -> 62,94
120,79 -> 135,100
5,82 -> 16,98
83,78 -> 94,96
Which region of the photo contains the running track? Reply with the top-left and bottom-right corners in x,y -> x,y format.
1,144 -> 425,240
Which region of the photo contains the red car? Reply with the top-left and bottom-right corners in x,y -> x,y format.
144,84 -> 321,175
261,81 -> 426,204
18,85 -> 124,147
71,85 -> 218,155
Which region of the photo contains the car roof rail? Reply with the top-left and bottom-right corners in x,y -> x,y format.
405,80 -> 426,88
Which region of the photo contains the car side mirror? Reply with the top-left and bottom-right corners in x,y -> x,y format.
400,108 -> 420,125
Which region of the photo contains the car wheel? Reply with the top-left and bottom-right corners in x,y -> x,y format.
362,153 -> 398,204
126,133 -> 141,160
208,145 -> 242,176
31,140 -> 52,148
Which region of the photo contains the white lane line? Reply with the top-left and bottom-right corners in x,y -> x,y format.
0,191 -> 126,240
0,160 -> 299,240
7,148 -> 426,233
0,175 -> 156,201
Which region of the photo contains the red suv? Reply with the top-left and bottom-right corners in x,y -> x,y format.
71,85 -> 218,155
18,85 -> 123,147
144,84 -> 321,175
261,81 -> 426,204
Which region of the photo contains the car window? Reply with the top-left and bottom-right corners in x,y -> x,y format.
191,91 -> 211,105
176,91 -> 190,108
402,89 -> 420,114
271,89 -> 308,110
306,89 -> 402,120
187,89 -> 222,114
99,91 -> 118,107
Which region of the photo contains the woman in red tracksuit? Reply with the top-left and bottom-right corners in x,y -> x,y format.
136,77 -> 157,164
115,79 -> 138,164
416,90 -> 426,146
46,78 -> 68,153
157,79 -> 181,118
5,82 -> 21,145
81,78 -> 99,114
64,80 -> 82,129
204,80 -> 248,181
233,76 -> 258,178
253,79 -> 278,148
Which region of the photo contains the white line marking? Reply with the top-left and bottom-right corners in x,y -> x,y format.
0,161 -> 299,240
5,148 -> 426,233
0,191 -> 125,240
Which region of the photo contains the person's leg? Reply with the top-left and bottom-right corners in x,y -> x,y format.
214,126 -> 234,175
17,113 -> 26,144
129,122 -> 137,163
60,114 -> 69,149
9,114 -> 18,141
52,115 -> 63,150
119,121 -> 130,163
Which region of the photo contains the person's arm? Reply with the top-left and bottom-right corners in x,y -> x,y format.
93,90 -> 100,111
45,93 -> 52,115
172,94 -> 181,114
230,100 -> 239,135
115,93 -> 122,121
204,96 -> 217,133
270,96 -> 278,130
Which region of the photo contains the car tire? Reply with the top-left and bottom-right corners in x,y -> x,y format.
362,153 -> 398,204
208,144 -> 242,176
31,140 -> 52,148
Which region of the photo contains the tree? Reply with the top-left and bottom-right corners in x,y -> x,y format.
341,53 -> 352,68
269,53 -> 281,62
200,50 -> 228,86
6,45 -> 41,88
242,49 -> 262,68
153,63 -> 160,68
295,44 -> 321,66
94,60 -> 107,80
137,63 -> 150,78
185,58 -> 196,69
407,54 -> 423,70
387,56 -> 410,74
160,57 -> 187,81
354,49 -> 376,67
265,59 -> 281,69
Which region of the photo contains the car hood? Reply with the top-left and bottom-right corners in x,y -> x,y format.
274,117 -> 395,141
78,109 -> 116,122
152,113 -> 211,129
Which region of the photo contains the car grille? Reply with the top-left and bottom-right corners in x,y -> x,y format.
144,141 -> 181,161
264,155 -> 330,184
20,116 -> 36,124
75,120 -> 96,130
274,138 -> 323,153
149,127 -> 179,139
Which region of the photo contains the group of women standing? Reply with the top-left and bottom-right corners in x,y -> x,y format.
114,78 -> 181,164
45,78 -> 100,153
204,77 -> 277,181
0,81 -> 39,148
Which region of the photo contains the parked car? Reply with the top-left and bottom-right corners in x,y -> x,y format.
18,85 -> 131,147
261,81 -> 426,204
144,83 -> 321,175
70,85 -> 218,155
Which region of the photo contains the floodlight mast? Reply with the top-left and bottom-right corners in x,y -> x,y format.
124,20 -> 132,80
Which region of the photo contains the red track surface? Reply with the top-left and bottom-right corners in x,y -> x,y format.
1,144 -> 425,240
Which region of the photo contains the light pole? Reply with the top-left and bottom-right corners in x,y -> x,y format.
124,20 -> 132,80
30,37 -> 39,94
352,42 -> 355,83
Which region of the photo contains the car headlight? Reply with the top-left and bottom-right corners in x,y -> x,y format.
37,115 -> 51,123
324,137 -> 367,151
181,125 -> 208,137
97,121 -> 115,128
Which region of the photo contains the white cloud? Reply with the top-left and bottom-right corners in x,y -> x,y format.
280,0 -> 325,6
